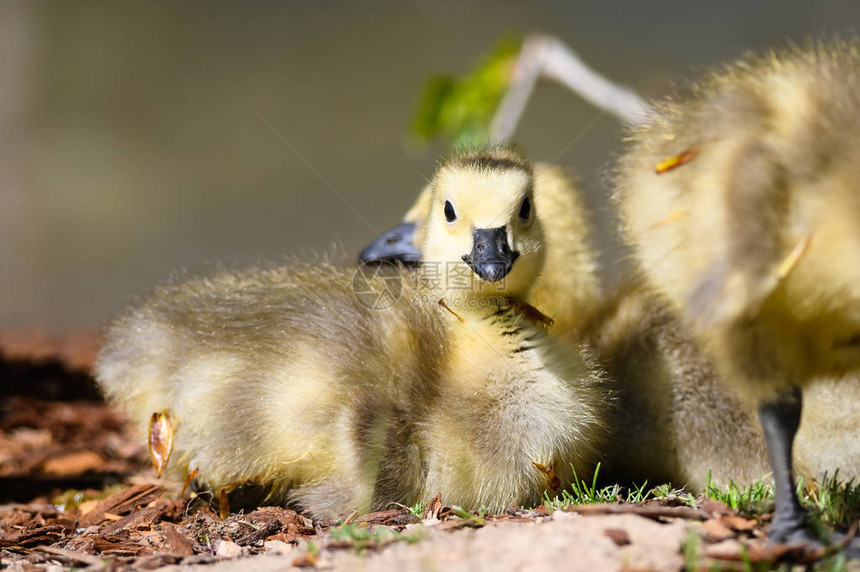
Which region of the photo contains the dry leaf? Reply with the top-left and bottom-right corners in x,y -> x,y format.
531,461 -> 561,491
148,410 -> 174,477
655,148 -> 698,173
509,300 -> 554,329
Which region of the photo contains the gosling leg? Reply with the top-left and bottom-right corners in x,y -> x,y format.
757,386 -> 819,546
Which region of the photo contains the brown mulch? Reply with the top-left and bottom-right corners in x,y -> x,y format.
0,331 -> 143,506
0,332 -> 850,571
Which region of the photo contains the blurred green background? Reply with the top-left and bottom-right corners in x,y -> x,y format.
2,1 -> 860,331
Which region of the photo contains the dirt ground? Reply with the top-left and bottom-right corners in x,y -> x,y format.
0,332 -> 856,572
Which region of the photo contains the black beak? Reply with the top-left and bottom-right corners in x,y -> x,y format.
462,227 -> 520,282
358,222 -> 421,265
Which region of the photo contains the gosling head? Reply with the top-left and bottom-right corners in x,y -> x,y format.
420,148 -> 545,305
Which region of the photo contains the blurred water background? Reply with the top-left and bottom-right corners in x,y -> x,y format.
2,1 -> 859,331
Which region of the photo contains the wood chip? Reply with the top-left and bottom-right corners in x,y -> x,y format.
91,534 -> 144,556
159,522 -> 195,557
603,528 -> 631,546
0,524 -> 66,549
41,450 -> 105,476
438,519 -> 482,531
423,493 -> 442,521
355,509 -> 404,525
701,518 -> 734,542
101,506 -> 162,535
723,514 -> 757,532
698,498 -> 732,518
33,546 -> 102,566
78,499 -> 99,516
79,484 -> 165,527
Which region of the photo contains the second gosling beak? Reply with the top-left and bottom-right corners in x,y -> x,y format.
358,222 -> 421,264
462,227 -> 520,283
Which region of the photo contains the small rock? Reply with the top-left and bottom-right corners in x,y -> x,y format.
215,539 -> 244,559
264,539 -> 293,555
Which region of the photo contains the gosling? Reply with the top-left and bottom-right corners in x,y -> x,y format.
615,41 -> 860,547
96,147 -> 609,518
359,162 -> 602,336
585,282 -> 860,492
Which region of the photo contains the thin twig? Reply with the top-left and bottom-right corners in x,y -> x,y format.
568,502 -> 708,521
34,546 -> 103,566
491,35 -> 652,143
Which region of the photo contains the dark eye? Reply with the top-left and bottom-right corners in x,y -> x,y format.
444,200 -> 456,223
518,195 -> 531,222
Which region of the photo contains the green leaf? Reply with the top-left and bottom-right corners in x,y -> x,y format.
410,35 -> 523,148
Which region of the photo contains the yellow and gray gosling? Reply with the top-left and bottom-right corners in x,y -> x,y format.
585,283 -> 860,492
581,282 -> 769,490
615,42 -> 860,547
96,147 -> 609,518
360,163 -> 602,337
